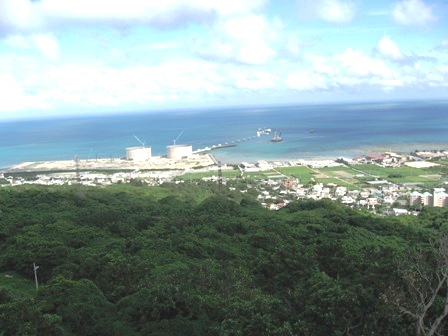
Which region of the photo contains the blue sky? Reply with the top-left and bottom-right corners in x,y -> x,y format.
0,0 -> 447,120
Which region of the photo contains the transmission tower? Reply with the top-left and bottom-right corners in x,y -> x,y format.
218,161 -> 223,190
74,155 -> 80,182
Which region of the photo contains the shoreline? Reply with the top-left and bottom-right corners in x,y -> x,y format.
2,143 -> 447,173
1,156 -> 340,173
1,154 -> 216,173
2,100 -> 447,173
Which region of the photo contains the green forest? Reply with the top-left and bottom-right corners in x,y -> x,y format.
1,183 -> 448,335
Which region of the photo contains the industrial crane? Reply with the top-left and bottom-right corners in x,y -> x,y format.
133,134 -> 146,147
173,131 -> 184,145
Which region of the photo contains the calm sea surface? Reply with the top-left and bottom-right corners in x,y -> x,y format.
1,100 -> 447,168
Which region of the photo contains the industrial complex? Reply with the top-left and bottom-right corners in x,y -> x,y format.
6,142 -> 214,173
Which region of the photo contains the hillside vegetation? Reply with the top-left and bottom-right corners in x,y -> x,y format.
0,183 -> 448,335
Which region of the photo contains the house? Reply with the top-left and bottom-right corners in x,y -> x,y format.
341,196 -> 355,204
257,160 -> 273,170
366,153 -> 386,163
368,197 -> 378,205
393,208 -> 409,216
335,186 -> 347,196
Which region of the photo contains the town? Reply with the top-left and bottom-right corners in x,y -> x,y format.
2,149 -> 447,216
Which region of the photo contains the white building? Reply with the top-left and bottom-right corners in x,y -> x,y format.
257,160 -> 273,170
335,186 -> 347,196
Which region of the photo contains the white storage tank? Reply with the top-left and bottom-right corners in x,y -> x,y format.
126,146 -> 152,161
166,144 -> 192,159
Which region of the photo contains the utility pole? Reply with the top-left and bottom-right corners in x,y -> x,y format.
33,262 -> 39,291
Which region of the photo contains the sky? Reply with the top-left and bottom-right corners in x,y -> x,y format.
0,0 -> 447,120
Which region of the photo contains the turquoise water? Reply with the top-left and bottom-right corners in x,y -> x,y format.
1,100 -> 447,168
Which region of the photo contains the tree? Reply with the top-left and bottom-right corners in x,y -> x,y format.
390,235 -> 448,336
37,276 -> 122,336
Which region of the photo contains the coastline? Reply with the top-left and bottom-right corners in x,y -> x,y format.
217,143 -> 448,164
1,155 -> 216,173
2,101 -> 448,171
2,142 -> 447,174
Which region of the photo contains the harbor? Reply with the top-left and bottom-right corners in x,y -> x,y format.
1,126 -> 279,173
2,101 -> 448,171
193,127 -> 275,154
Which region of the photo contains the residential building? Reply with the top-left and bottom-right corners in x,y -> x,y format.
434,188 -> 448,207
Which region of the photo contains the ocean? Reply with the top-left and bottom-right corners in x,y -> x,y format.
1,100 -> 447,168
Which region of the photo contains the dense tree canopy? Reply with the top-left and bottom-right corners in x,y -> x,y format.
0,184 -> 446,335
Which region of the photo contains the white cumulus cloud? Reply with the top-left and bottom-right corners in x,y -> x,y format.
336,48 -> 393,78
232,70 -> 276,90
437,65 -> 448,74
297,0 -> 357,24
39,0 -> 266,20
0,71 -> 50,111
286,71 -> 328,90
376,36 -> 403,61
287,48 -> 404,92
194,14 -> 276,65
3,33 -> 60,60
4,34 -> 31,48
0,0 -> 267,33
0,0 -> 44,33
32,34 -> 60,60
392,0 -> 437,26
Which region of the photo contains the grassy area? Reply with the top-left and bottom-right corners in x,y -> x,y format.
244,171 -> 283,180
0,271 -> 37,298
313,178 -> 361,191
317,166 -> 355,174
175,170 -> 240,181
433,158 -> 448,165
277,165 -> 366,188
313,177 -> 342,185
275,166 -> 315,185
316,167 -> 358,180
351,164 -> 424,178
347,164 -> 444,188
388,176 -> 442,188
